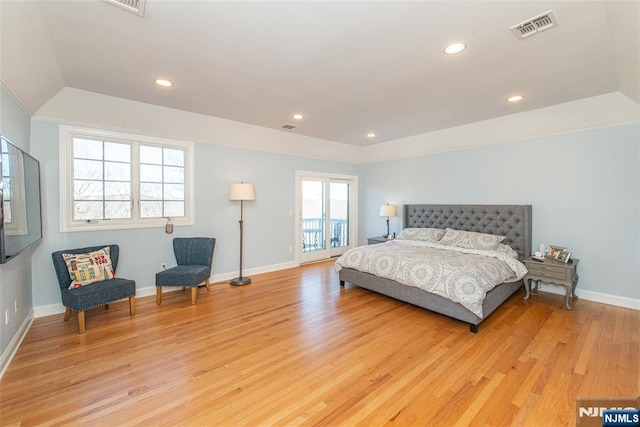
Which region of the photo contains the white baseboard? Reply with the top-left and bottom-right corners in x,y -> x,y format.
130,260 -> 301,299
34,260 -> 300,318
537,284 -> 640,310
34,302 -> 67,318
0,309 -> 34,380
213,260 -> 299,283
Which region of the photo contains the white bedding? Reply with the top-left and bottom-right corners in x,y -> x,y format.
335,239 -> 528,318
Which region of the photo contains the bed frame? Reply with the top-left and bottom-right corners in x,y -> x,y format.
339,204 -> 532,332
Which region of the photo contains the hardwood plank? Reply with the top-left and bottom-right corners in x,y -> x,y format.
0,259 -> 638,426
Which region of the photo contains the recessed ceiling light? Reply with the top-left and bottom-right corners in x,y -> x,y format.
443,42 -> 467,55
366,133 -> 376,138
155,79 -> 173,87
506,95 -> 525,103
292,114 -> 304,120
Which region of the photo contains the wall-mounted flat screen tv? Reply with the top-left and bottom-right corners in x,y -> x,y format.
0,135 -> 42,263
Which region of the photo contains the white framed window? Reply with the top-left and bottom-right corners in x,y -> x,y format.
59,125 -> 194,232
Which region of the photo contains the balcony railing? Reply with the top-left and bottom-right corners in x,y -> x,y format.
302,218 -> 348,252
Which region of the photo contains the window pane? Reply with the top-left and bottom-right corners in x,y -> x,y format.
71,137 -> 132,223
164,184 -> 184,201
163,166 -> 184,183
104,182 -> 131,201
105,201 -> 131,219
140,183 -> 162,200
104,161 -> 130,181
3,196 -> 13,224
140,145 -> 162,164
164,201 -> 184,217
164,148 -> 184,166
2,178 -> 10,199
2,154 -> 9,176
74,201 -> 103,220
74,180 -> 103,200
74,138 -> 103,160
104,142 -> 130,162
140,201 -> 162,218
74,159 -> 103,180
140,164 -> 162,182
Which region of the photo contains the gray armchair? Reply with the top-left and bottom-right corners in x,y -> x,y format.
51,244 -> 136,333
155,237 -> 216,305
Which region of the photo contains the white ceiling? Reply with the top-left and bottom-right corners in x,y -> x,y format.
1,1 -> 638,146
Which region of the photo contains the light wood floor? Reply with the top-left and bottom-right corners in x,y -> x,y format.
1,260 -> 638,426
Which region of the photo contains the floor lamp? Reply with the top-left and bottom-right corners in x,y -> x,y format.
229,182 -> 255,285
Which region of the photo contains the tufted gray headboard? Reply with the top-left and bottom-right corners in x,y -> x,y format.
403,204 -> 532,259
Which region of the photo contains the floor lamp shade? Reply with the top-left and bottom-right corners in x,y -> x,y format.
229,183 -> 255,201
229,182 -> 255,285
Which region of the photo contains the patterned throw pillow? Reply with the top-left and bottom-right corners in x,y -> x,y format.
439,228 -> 505,250
62,247 -> 116,289
396,228 -> 446,243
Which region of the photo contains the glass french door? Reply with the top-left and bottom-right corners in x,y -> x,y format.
297,172 -> 356,263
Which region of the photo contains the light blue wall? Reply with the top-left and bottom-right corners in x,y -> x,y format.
13,112 -> 640,311
29,119 -> 358,308
359,124 -> 640,300
0,86 -> 34,356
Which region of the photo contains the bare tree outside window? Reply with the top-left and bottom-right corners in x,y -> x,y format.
72,138 -> 132,220
140,145 -> 185,218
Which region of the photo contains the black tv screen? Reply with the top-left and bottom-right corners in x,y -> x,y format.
0,135 -> 42,263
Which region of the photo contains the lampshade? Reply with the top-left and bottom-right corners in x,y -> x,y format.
379,204 -> 396,217
229,182 -> 255,201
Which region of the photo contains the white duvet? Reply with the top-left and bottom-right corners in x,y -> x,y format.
335,239 -> 528,318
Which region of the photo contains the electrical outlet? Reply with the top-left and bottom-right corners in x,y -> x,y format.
161,263 -> 167,270
14,299 -> 18,313
4,309 -> 8,325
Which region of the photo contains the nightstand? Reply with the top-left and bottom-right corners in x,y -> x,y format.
367,236 -> 392,245
523,257 -> 579,310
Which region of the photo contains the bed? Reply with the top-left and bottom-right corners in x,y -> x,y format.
337,204 -> 532,332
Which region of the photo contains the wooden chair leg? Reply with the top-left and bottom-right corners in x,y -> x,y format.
205,278 -> 211,291
64,307 -> 71,321
78,311 -> 86,334
129,296 -> 136,316
191,287 -> 197,305
156,286 -> 162,305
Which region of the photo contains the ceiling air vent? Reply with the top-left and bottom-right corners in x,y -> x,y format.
282,124 -> 296,130
100,0 -> 146,17
510,10 -> 559,40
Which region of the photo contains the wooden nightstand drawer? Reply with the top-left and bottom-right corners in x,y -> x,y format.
526,263 -> 570,280
367,236 -> 391,245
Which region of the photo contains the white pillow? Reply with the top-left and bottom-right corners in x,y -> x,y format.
439,228 -> 505,250
396,228 -> 446,243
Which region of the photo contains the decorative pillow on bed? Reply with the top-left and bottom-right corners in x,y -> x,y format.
62,247 -> 116,289
396,228 -> 446,243
495,243 -> 519,258
439,228 -> 505,250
